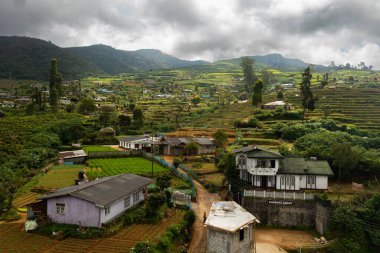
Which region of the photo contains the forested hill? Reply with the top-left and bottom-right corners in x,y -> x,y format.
203,53 -> 328,72
0,36 -> 207,80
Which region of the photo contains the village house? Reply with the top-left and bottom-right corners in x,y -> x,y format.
158,137 -> 216,156
262,101 -> 295,110
30,174 -> 153,227
234,146 -> 334,190
205,201 -> 260,253
119,136 -> 216,155
119,135 -> 156,151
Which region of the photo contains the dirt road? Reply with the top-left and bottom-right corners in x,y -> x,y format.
256,228 -> 315,252
188,179 -> 221,253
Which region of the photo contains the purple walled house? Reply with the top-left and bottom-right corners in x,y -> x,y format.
33,174 -> 153,227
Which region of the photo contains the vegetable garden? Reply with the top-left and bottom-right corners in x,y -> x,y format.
86,157 -> 168,177
0,210 -> 185,253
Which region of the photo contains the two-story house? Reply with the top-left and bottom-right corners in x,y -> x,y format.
234,146 -> 334,190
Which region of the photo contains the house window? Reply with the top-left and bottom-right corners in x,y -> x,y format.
56,203 -> 65,214
105,206 -> 110,216
281,176 -> 285,186
307,176 -> 316,185
124,195 -> 130,208
238,155 -> 247,165
270,160 -> 276,168
239,229 -> 245,241
257,160 -> 266,167
134,191 -> 140,203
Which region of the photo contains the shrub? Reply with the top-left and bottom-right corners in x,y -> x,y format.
0,208 -> 20,221
183,209 -> 196,229
130,241 -> 152,253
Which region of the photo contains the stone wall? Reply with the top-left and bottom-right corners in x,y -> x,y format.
242,196 -> 331,234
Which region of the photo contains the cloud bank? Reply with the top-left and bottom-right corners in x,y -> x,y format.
1,0 -> 379,67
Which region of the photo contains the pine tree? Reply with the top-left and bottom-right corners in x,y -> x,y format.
300,67 -> 315,121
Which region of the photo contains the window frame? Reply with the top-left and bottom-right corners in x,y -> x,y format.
134,191 -> 140,203
124,195 -> 130,208
105,206 -> 110,216
56,203 -> 65,215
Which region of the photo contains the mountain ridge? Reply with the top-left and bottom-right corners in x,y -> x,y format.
0,36 -> 328,80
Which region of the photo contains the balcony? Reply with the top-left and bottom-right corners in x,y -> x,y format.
237,165 -> 278,175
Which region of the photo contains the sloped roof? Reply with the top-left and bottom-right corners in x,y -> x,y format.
279,158 -> 334,176
59,150 -> 87,159
234,146 -> 283,159
192,137 -> 214,145
118,135 -> 149,142
205,201 -> 259,232
40,174 -> 153,207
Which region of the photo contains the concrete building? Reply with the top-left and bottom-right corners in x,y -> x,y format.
205,201 -> 260,253
32,174 -> 153,227
234,146 -> 334,190
119,135 -> 157,151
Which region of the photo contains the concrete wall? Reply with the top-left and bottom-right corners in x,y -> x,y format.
206,225 -> 253,253
242,196 -> 332,234
243,197 -> 315,228
47,196 -> 101,227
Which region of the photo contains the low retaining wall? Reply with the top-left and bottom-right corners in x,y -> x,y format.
242,195 -> 331,234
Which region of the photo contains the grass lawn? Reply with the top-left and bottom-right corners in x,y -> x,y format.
182,162 -> 220,174
87,157 -> 167,178
83,145 -> 119,152
36,165 -> 86,189
202,173 -> 225,187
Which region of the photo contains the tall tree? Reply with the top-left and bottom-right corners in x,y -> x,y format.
240,57 -> 256,93
300,67 -> 315,121
252,79 -> 264,107
49,59 -> 63,108
261,68 -> 272,86
133,106 -> 144,127
212,129 -> 228,148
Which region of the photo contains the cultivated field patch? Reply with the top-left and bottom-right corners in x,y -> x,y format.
87,157 -> 168,177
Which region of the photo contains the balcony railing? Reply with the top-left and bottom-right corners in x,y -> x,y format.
244,190 -> 314,200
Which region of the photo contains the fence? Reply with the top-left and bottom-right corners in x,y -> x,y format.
244,189 -> 314,200
298,239 -> 338,252
142,152 -> 197,200
87,150 -> 141,159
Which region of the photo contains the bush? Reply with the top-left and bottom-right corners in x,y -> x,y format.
130,241 -> 153,253
183,209 -> 196,229
0,208 -> 20,221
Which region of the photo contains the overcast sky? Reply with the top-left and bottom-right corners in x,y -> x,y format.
1,0 -> 380,67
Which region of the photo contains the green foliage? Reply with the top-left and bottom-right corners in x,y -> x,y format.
130,241 -> 153,253
37,223 -> 105,239
77,98 -> 96,115
133,107 -> 144,128
184,141 -> 199,156
300,66 -> 315,119
212,129 -> 228,147
252,79 -> 264,106
191,96 -> 201,106
240,56 -> 256,93
156,174 -> 172,190
183,209 -> 196,229
217,153 -> 238,182
330,193 -> 380,252
98,105 -> 117,127
0,208 -> 20,221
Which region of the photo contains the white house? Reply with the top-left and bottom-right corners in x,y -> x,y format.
205,201 -> 260,253
36,174 -> 153,227
119,135 -> 157,151
234,146 -> 334,191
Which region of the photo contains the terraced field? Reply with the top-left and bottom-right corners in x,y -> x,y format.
286,87 -> 380,131
0,210 -> 184,253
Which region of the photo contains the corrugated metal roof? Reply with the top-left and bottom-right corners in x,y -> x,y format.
40,174 -> 153,207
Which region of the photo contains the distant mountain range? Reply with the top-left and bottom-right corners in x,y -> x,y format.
0,36 -> 328,80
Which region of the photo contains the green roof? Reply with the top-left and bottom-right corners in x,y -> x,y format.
234,146 -> 283,159
278,158 -> 334,176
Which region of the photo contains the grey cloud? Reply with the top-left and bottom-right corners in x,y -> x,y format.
0,0 -> 379,67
